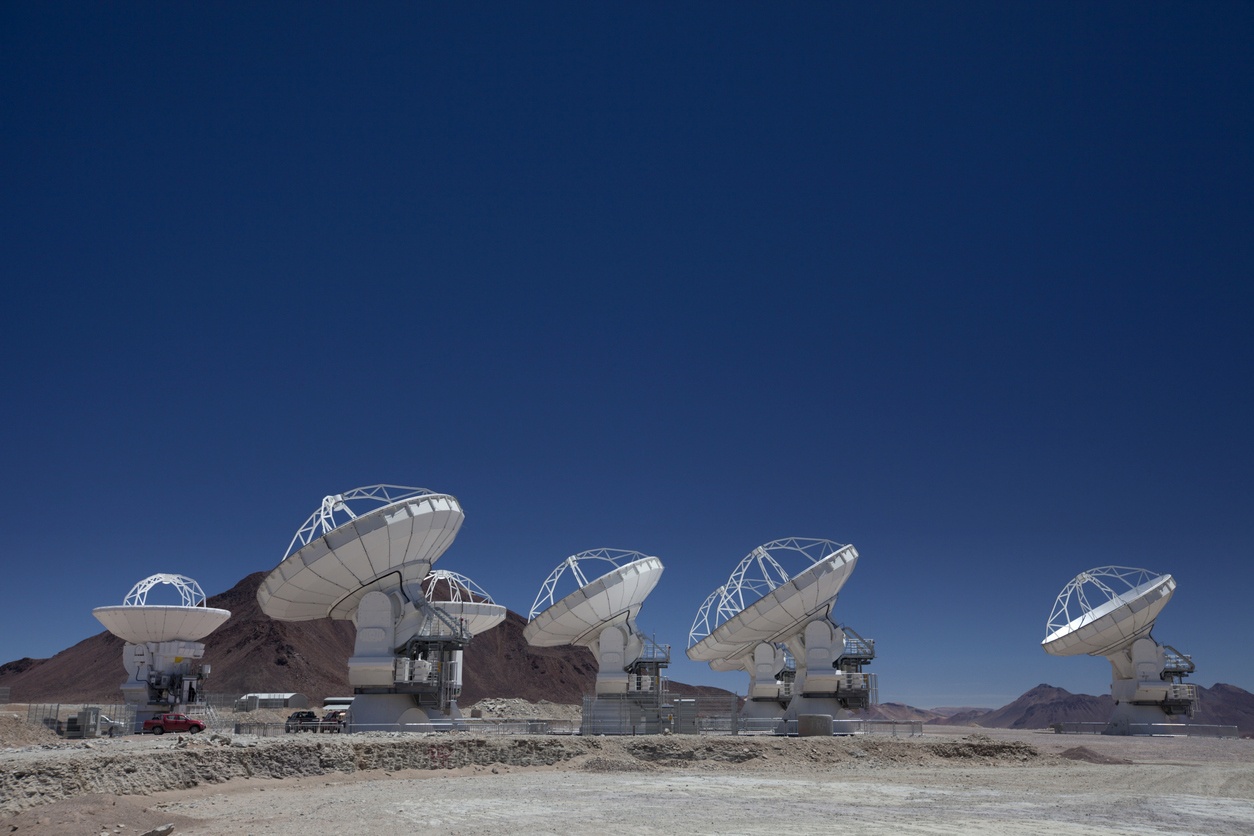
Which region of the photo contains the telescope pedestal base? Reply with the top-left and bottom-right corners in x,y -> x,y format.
1103,701 -> 1181,735
347,693 -> 459,732
783,694 -> 856,728
741,697 -> 787,720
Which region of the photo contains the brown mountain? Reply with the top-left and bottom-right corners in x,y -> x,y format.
930,707 -> 994,726
928,705 -> 997,718
865,702 -> 948,723
458,609 -> 597,704
0,633 -> 129,704
957,683 -> 1114,728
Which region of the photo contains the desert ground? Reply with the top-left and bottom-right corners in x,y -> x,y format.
2,703 -> 1252,835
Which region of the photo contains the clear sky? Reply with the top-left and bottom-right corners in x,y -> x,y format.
2,3 -> 1251,708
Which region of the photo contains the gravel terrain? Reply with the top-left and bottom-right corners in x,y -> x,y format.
3,706 -> 1252,835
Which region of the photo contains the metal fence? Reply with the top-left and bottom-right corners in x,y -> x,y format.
772,718 -> 923,737
26,703 -> 136,737
847,719 -> 923,737
1053,721 -> 1239,738
23,702 -> 236,737
233,713 -> 927,738
233,718 -> 581,737
235,722 -> 332,737
185,701 -> 227,730
199,692 -> 241,710
673,694 -> 740,735
738,717 -> 784,734
728,713 -> 927,737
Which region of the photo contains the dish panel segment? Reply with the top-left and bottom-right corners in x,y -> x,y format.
687,631 -> 756,663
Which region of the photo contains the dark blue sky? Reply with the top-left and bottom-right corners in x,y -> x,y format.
3,3 -> 1251,706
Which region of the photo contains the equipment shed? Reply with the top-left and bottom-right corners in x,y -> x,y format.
234,692 -> 310,711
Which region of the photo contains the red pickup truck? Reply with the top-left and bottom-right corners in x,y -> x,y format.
142,713 -> 206,735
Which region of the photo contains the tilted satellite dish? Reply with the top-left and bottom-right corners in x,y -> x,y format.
258,485 -> 463,621
687,539 -> 876,721
93,573 -> 230,728
1043,567 -> 1175,657
419,569 -> 507,636
525,549 -> 664,696
1042,566 -> 1197,734
258,485 -> 472,729
94,573 -> 231,644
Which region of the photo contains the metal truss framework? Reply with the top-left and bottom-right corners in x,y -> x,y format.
420,569 -> 496,604
688,538 -> 846,647
122,574 -> 209,608
282,484 -> 444,559
528,548 -> 655,620
1045,565 -> 1162,638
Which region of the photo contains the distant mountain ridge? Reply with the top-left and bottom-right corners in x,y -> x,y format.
867,682 -> 1253,736
970,683 -> 1114,728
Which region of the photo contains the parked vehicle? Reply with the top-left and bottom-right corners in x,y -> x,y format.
318,709 -> 347,732
99,715 -> 126,737
284,710 -> 320,732
142,713 -> 206,735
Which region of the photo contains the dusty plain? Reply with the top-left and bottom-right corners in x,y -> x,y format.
2,705 -> 1252,835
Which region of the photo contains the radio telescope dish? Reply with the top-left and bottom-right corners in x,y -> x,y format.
525,549 -> 663,648
93,573 -> 231,730
687,539 -> 876,723
257,485 -> 463,621
1041,566 -> 1197,734
420,569 -> 507,635
257,485 -> 473,731
1042,566 -> 1175,657
689,539 -> 857,659
93,573 -> 231,644
524,548 -> 669,729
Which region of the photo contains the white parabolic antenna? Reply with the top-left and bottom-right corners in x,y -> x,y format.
688,539 -> 858,662
687,539 -> 876,720
1042,566 -> 1175,658
257,485 -> 463,621
94,573 -> 231,644
1041,566 -> 1197,733
525,549 -> 663,647
420,569 -> 507,636
524,549 -> 664,695
257,485 -> 482,730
